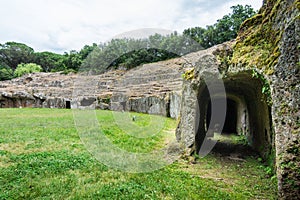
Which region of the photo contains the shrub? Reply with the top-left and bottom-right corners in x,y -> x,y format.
14,63 -> 42,77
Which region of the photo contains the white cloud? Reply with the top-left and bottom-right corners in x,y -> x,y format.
0,0 -> 262,53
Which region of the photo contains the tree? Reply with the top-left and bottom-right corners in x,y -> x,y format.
80,32 -> 204,74
59,44 -> 98,72
62,50 -> 82,71
183,4 -> 256,48
183,27 -> 206,46
33,51 -> 66,72
0,42 -> 35,70
0,65 -> 14,80
14,63 -> 42,77
215,4 -> 256,43
79,43 -> 98,59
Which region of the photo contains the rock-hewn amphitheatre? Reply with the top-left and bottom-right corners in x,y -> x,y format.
0,0 -> 299,198
0,57 -> 186,118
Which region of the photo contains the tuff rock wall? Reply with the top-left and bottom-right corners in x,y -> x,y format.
235,0 -> 299,198
176,0 -> 299,198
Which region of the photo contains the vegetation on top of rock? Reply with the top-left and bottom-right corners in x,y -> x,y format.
231,0 -> 283,74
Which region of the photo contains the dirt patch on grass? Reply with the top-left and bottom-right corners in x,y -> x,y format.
0,140 -> 84,155
0,143 -> 27,154
179,134 -> 264,192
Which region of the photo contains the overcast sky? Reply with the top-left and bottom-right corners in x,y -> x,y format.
0,0 -> 262,53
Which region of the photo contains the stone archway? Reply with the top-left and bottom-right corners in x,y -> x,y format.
195,72 -> 274,158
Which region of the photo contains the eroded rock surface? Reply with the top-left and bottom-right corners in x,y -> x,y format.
176,0 -> 300,199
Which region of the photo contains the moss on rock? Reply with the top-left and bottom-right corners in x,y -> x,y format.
231,0 -> 283,74
183,69 -> 195,80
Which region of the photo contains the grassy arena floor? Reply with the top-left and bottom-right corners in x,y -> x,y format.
0,108 -> 277,199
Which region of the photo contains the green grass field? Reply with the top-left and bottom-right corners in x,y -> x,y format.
0,108 -> 277,199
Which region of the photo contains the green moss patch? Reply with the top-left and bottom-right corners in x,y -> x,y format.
231,0 -> 283,74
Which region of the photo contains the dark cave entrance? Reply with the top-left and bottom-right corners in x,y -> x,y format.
65,101 -> 71,109
195,72 -> 274,159
206,98 -> 238,134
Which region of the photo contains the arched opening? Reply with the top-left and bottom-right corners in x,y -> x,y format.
195,72 -> 274,159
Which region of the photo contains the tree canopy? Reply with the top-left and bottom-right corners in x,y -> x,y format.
0,42 -> 35,70
81,33 -> 202,74
183,5 -> 256,48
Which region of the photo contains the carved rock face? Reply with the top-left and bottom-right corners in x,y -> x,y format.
0,60 -> 185,118
176,0 -> 300,198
